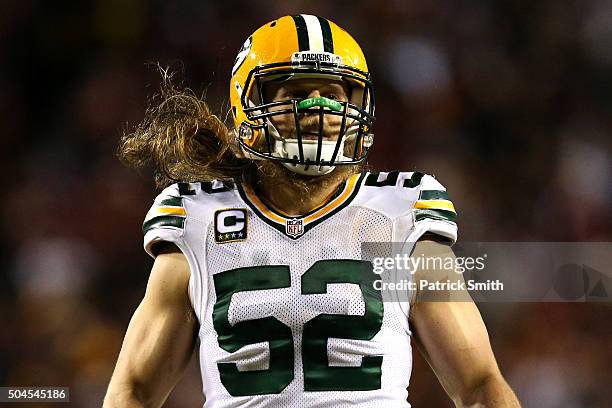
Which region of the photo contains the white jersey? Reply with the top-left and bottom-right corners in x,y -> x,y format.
142,171 -> 457,407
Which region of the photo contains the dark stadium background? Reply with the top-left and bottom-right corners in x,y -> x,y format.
1,1 -> 611,407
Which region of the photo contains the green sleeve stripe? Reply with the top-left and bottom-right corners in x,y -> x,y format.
419,190 -> 449,200
143,215 -> 185,234
159,197 -> 183,207
415,209 -> 456,223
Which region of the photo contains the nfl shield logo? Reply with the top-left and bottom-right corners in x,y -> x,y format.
286,218 -> 304,237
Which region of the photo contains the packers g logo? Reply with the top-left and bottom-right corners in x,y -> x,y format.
231,36 -> 252,76
214,209 -> 248,243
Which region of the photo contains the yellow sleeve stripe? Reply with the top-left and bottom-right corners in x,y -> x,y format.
156,206 -> 187,216
414,199 -> 456,212
146,206 -> 187,221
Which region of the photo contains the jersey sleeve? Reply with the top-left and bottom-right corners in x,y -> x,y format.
142,184 -> 188,258
141,183 -> 208,323
406,173 -> 458,245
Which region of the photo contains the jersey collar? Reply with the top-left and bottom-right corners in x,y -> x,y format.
236,172 -> 365,239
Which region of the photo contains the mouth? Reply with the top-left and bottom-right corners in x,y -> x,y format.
298,132 -> 340,142
300,131 -> 321,140
275,125 -> 339,140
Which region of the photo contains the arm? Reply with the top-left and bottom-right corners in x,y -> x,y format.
410,240 -> 520,408
104,245 -> 198,408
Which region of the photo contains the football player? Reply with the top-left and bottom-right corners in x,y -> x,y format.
104,15 -> 520,407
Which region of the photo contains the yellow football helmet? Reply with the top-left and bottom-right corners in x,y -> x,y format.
229,15 -> 375,176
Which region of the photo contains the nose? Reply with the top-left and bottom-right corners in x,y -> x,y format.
307,89 -> 321,99
300,89 -> 323,117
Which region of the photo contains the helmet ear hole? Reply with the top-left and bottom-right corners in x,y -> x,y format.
238,123 -> 254,141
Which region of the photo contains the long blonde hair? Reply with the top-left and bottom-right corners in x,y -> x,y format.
118,67 -> 250,189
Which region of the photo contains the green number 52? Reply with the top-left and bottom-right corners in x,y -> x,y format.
212,260 -> 383,396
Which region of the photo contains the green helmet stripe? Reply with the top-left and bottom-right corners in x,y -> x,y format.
317,16 -> 334,53
291,15 -> 310,52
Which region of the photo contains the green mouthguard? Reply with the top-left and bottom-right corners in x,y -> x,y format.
297,97 -> 342,112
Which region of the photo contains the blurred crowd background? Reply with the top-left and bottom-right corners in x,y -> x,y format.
1,1 -> 611,407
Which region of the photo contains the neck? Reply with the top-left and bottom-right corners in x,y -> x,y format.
248,163 -> 359,216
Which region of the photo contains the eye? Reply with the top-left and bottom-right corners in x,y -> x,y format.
285,90 -> 307,99
325,92 -> 348,102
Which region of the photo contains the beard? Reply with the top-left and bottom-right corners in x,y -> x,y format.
247,160 -> 361,198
